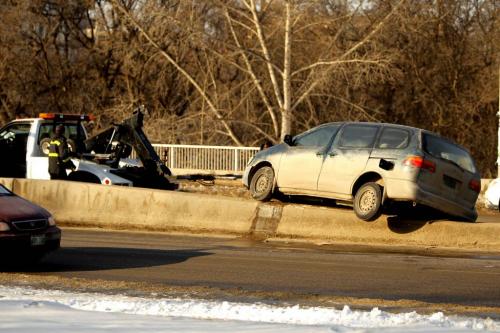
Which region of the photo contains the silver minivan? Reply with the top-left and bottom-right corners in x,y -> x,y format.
243,122 -> 480,221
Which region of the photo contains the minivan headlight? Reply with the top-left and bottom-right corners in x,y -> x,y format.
48,216 -> 56,226
0,221 -> 10,231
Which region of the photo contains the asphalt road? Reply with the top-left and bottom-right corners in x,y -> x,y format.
14,228 -> 500,309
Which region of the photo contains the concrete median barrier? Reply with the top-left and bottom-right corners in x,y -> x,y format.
1,177 -> 499,251
278,205 -> 500,250
4,178 -> 257,234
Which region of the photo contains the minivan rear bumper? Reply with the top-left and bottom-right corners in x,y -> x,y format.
386,179 -> 477,221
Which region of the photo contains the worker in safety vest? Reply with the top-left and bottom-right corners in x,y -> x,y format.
48,124 -> 70,180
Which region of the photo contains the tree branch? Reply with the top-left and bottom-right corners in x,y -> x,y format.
224,7 -> 280,138
110,0 -> 243,146
292,59 -> 390,77
292,0 -> 406,112
248,0 -> 284,110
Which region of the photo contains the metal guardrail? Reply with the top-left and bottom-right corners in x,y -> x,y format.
133,144 -> 260,175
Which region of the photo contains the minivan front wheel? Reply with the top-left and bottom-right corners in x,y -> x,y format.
250,166 -> 274,201
353,182 -> 383,221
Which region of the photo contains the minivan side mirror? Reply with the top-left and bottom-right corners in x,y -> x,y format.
283,134 -> 293,146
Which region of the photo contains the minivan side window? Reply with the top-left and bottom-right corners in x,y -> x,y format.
377,127 -> 410,149
338,125 -> 378,148
294,125 -> 340,148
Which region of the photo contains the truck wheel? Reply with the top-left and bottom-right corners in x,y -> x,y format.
250,166 -> 274,201
353,182 -> 383,221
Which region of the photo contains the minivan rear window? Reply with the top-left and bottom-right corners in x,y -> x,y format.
423,134 -> 476,173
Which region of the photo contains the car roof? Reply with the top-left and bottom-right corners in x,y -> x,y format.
8,118 -> 38,122
5,118 -> 81,124
315,121 -> 453,141
319,121 -> 421,132
318,121 -> 451,137
317,121 -> 472,153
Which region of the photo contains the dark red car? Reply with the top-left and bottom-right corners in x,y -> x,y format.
0,184 -> 61,263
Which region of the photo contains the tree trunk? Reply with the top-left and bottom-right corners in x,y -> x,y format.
281,1 -> 292,140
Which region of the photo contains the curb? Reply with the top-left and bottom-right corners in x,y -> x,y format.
1,178 -> 499,251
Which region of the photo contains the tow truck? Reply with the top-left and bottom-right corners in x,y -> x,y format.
0,107 -> 177,189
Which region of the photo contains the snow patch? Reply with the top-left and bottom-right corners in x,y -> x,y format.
0,285 -> 498,333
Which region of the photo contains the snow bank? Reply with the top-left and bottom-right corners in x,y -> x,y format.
484,179 -> 500,209
0,286 -> 498,333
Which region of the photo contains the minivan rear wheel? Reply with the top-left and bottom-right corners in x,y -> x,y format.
250,166 -> 274,201
353,182 -> 382,221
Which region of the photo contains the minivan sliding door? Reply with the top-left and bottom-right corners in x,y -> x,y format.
317,124 -> 379,197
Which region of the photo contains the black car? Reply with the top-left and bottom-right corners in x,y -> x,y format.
0,184 -> 61,263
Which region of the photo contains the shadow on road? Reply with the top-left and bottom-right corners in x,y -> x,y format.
386,216 -> 431,233
1,247 -> 212,273
384,203 -> 471,233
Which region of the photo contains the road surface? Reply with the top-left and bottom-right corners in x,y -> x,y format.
5,228 -> 498,311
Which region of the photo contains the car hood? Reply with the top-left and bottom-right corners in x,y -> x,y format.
252,143 -> 287,161
0,195 -> 49,222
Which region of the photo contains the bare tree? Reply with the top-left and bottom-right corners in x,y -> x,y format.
219,0 -> 404,141
107,0 -> 402,144
0,0 -> 498,174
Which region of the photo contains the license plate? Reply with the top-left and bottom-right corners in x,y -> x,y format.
31,235 -> 46,246
443,175 -> 460,189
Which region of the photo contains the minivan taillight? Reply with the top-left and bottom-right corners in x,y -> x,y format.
468,179 -> 480,193
403,156 -> 436,173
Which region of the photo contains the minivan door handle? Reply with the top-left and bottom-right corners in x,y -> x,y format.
328,152 -> 337,157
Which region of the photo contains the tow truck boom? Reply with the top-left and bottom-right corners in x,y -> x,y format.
83,108 -> 176,189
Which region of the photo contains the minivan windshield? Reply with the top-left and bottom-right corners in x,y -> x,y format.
423,134 -> 477,173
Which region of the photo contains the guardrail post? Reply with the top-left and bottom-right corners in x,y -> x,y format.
234,149 -> 239,172
170,146 -> 175,169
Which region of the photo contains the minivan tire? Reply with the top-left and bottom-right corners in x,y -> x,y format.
250,166 -> 274,201
353,182 -> 383,221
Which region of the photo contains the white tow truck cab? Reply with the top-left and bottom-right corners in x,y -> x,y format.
0,113 -> 133,186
